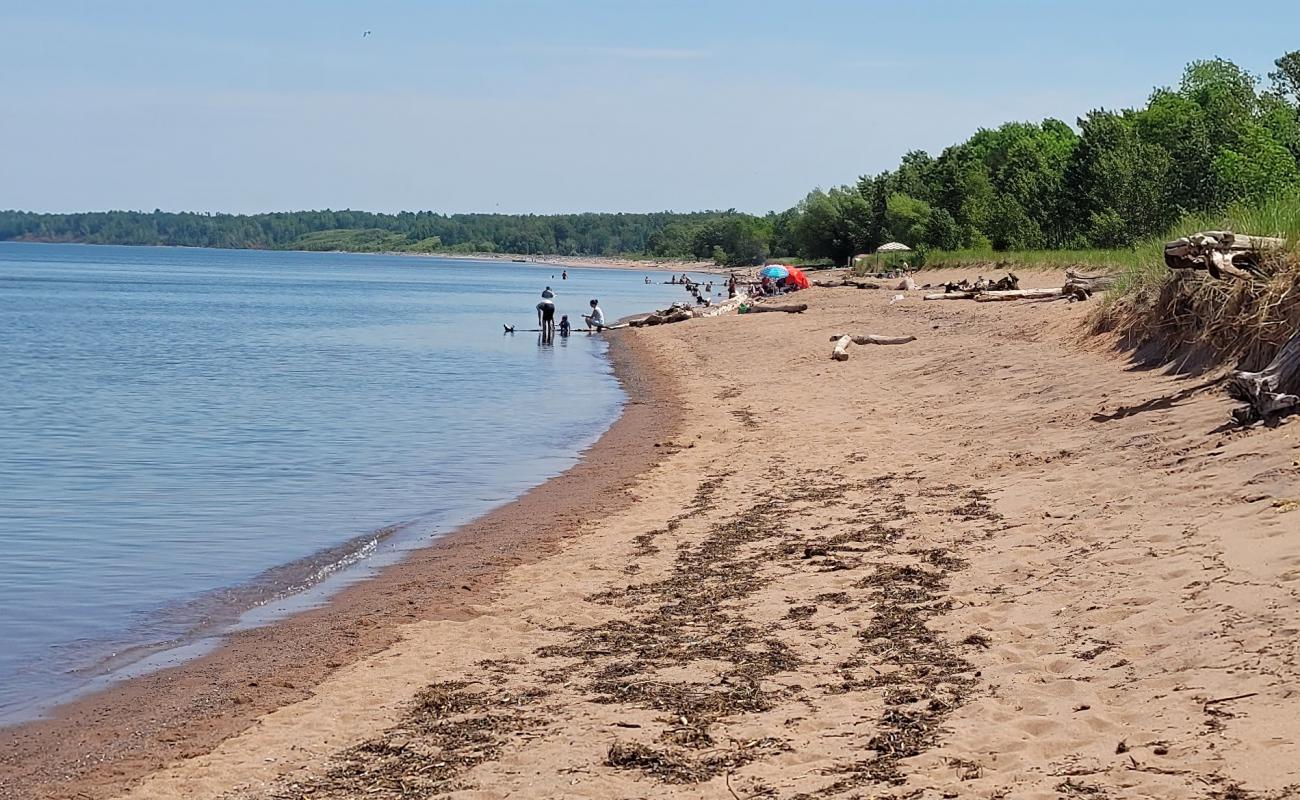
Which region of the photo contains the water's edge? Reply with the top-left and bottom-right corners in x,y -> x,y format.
0,354 -> 631,727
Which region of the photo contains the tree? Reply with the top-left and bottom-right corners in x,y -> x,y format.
1269,50 -> 1300,107
792,188 -> 871,264
1213,123 -> 1300,205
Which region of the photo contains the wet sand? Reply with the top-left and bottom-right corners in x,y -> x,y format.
0,335 -> 684,800
7,272 -> 1300,799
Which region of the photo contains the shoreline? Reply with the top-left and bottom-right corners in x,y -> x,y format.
0,331 -> 684,800
1,239 -> 723,274
8,271 -> 1298,797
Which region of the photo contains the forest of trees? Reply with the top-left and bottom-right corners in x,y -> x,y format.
0,208 -> 750,260
4,52 -> 1299,267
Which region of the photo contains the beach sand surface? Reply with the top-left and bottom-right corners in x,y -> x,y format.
10,271 -> 1300,799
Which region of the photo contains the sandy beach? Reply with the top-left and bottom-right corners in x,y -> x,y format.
5,272 -> 1299,799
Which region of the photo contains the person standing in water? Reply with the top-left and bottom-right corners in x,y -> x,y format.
536,287 -> 556,337
562,270 -> 568,280
559,315 -> 571,337
583,298 -> 606,331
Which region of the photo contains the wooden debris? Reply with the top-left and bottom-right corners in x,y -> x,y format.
1227,329 -> 1300,424
746,303 -> 808,314
694,294 -> 748,319
829,333 -> 915,360
973,288 -> 1064,302
923,292 -> 977,301
836,334 -> 917,346
1165,231 -> 1287,280
1065,268 -> 1119,293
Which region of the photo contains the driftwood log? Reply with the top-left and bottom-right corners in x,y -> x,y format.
630,309 -> 692,326
836,334 -> 917,346
973,288 -> 1064,302
830,335 -> 853,361
923,292 -> 977,301
1227,330 -> 1300,424
693,294 -> 748,318
746,303 -> 808,314
1065,268 -> 1119,293
829,333 -> 915,361
1165,231 -> 1287,280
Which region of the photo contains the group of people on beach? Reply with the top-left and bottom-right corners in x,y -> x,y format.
535,286 -> 604,340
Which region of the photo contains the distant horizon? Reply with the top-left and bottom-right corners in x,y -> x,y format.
2,205 -> 764,217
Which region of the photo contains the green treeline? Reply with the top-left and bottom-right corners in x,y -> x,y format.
648,51 -> 1300,266
772,52 -> 1300,263
0,208 -> 751,258
4,52 -> 1299,266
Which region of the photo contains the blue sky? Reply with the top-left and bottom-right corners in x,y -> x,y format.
4,1 -> 1299,215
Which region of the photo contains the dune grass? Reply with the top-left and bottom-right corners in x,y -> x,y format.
924,193 -> 1300,371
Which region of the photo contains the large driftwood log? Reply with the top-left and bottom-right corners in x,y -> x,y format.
1226,330 -> 1300,424
830,335 -> 853,361
923,292 -> 977,300
1064,269 -> 1119,300
973,288 -> 1065,302
747,303 -> 808,314
833,333 -> 917,346
693,294 -> 748,318
1165,231 -> 1287,280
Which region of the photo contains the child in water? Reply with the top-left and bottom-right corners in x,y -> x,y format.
583,299 -> 606,330
559,315 -> 571,337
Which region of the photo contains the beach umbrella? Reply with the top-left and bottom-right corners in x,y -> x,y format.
760,265 -> 789,279
787,267 -> 810,290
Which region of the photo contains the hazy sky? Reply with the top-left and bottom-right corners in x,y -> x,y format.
5,1 -> 1300,215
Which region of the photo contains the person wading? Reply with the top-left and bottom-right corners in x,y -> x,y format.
536,287 -> 557,337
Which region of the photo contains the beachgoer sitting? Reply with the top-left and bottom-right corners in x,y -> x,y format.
559,315 -> 571,337
583,298 -> 606,330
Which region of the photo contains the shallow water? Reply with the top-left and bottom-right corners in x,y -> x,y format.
0,242 -> 713,722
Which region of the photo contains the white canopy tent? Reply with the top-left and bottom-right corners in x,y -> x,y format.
874,241 -> 912,269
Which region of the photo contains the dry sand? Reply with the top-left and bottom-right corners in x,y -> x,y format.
7,272 -> 1300,799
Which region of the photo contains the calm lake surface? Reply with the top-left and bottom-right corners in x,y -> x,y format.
0,242 -> 711,722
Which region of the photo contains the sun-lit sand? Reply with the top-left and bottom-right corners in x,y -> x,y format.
7,273 -> 1299,799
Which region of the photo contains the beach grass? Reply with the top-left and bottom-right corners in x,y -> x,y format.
925,194 -> 1300,370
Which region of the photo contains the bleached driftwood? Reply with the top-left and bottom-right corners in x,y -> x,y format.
1065,269 -> 1119,292
923,292 -> 977,301
1165,231 -> 1287,280
693,294 -> 748,318
1227,330 -> 1300,424
830,334 -> 853,361
746,303 -> 808,314
836,334 -> 917,346
973,288 -> 1065,302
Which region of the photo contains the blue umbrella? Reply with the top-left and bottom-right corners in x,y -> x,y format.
760,265 -> 789,279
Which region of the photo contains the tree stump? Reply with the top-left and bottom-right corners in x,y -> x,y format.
1226,329 -> 1300,424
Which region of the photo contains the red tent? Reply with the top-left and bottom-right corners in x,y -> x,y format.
787,267 -> 810,290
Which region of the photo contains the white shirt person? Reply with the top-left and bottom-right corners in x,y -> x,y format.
583,299 -> 606,330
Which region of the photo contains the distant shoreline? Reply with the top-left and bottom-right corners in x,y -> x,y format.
1,238 -> 724,274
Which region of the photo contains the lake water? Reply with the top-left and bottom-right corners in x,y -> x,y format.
0,242 -> 711,723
